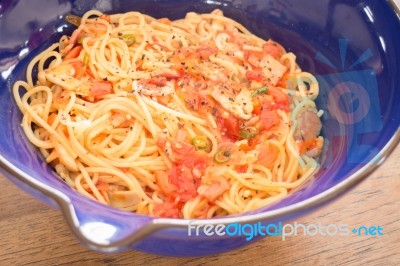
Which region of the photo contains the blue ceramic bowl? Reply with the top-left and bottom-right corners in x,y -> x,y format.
0,0 -> 399,256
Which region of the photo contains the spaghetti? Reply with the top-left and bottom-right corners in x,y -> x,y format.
13,9 -> 324,218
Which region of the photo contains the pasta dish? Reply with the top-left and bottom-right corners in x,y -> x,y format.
13,9 -> 324,218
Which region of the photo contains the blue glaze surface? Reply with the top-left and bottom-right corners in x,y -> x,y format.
0,0 -> 399,256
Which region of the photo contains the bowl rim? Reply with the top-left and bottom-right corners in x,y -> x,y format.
0,0 -> 399,252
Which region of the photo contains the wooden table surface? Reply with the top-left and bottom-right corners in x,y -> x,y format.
0,143 -> 399,266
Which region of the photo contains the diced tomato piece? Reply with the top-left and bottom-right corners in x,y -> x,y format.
167,142 -> 210,201
64,45 -> 82,60
198,179 -> 230,202
156,165 -> 198,204
47,113 -> 57,125
156,137 -> 210,202
244,49 -> 263,60
187,95 -> 200,111
110,111 -> 133,128
257,142 -> 279,168
196,44 -> 218,59
85,67 -> 95,78
145,77 -> 167,86
216,114 -> 241,140
172,142 -> 209,170
156,137 -> 167,149
245,69 -> 264,81
268,87 -> 289,111
91,80 -> 113,96
222,26 -> 250,47
236,165 -> 248,173
244,49 -> 265,67
96,180 -> 109,191
157,95 -> 170,106
60,124 -> 69,138
238,142 -> 252,152
176,47 -> 194,58
155,170 -> 177,197
158,69 -> 181,79
262,41 -> 284,60
61,27 -> 83,55
252,97 -> 262,115
168,165 -> 200,202
169,140 -> 196,163
299,137 -> 323,155
260,109 -> 280,131
268,87 -> 287,103
276,71 -> 290,88
47,113 -> 69,137
225,115 -> 241,138
70,61 -> 85,79
157,137 -> 209,173
177,81 -> 201,111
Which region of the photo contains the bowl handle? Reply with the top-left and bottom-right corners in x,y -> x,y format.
58,196 -> 165,252
0,159 -> 174,252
